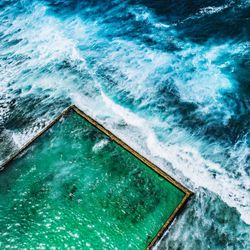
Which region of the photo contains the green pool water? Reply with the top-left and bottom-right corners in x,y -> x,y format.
0,109 -> 185,249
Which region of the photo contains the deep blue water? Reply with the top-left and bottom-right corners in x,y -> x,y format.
0,0 -> 250,249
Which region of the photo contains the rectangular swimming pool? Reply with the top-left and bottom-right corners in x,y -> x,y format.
0,106 -> 191,249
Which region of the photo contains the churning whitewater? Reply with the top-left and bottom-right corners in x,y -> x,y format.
0,0 -> 249,249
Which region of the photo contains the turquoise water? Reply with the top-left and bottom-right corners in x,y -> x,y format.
0,109 -> 185,249
0,0 -> 249,249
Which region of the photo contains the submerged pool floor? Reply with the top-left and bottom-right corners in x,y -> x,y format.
0,106 -> 190,249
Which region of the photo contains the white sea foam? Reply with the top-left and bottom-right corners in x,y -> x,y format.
180,4 -> 230,24
92,139 -> 109,153
199,5 -> 229,15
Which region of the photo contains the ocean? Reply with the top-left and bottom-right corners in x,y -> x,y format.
0,0 -> 249,249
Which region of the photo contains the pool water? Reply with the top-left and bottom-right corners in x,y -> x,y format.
0,108 -> 186,249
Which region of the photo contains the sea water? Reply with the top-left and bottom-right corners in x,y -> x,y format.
0,0 -> 249,249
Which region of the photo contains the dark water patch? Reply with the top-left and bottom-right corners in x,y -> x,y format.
133,0 -> 250,43
132,0 -> 227,21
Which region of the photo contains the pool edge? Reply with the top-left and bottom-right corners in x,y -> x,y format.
0,104 -> 193,249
